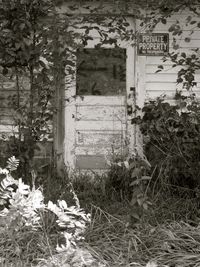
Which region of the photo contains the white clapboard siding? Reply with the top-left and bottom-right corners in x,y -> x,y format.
146,90 -> 200,100
146,73 -> 200,83
145,10 -> 200,101
153,30 -> 200,40
0,125 -> 18,133
0,115 -> 14,125
146,83 -> 200,99
153,21 -> 200,32
144,9 -> 200,103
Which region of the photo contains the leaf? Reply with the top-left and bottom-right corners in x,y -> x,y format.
186,16 -> 192,23
161,18 -> 167,24
185,37 -> 191,43
130,179 -> 140,186
131,168 -> 141,178
123,161 -> 129,169
6,156 -> 20,171
143,203 -> 148,210
129,161 -> 136,170
173,44 -> 180,50
141,175 -> 152,181
181,52 -> 186,58
155,69 -> 162,73
130,212 -> 140,220
156,65 -> 164,73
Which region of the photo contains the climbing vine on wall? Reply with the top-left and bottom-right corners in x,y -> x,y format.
0,0 -> 135,180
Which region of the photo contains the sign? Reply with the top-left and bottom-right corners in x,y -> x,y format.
137,33 -> 169,56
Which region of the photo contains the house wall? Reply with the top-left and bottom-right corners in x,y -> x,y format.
0,4 -> 200,169
0,72 -> 53,167
143,13 -> 200,103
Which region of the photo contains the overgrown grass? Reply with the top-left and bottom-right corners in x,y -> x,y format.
84,189 -> 200,267
1,165 -> 200,267
0,225 -> 54,266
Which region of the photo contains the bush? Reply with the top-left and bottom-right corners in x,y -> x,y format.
0,157 -> 105,267
133,95 -> 200,193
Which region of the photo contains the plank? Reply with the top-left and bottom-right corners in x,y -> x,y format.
0,107 -> 14,116
146,73 -> 200,83
146,82 -> 200,91
0,90 -> 29,108
75,145 -> 123,155
145,64 -> 200,74
76,120 -> 126,131
153,21 -> 200,32
72,95 -> 126,105
0,115 -> 14,125
76,155 -> 108,170
76,130 -> 124,145
152,30 -> 200,40
0,125 -> 18,133
76,105 -> 126,121
146,89 -> 200,99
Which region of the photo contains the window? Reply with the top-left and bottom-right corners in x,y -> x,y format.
76,48 -> 126,95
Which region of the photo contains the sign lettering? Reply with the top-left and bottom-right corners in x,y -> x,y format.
137,33 -> 169,56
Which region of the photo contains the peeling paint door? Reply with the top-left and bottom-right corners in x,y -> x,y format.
64,41 -> 135,171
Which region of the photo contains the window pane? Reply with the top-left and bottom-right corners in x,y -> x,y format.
76,48 -> 126,96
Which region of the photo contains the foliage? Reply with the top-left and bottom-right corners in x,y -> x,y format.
0,0 -> 138,180
146,1 -> 200,91
133,95 -> 200,193
0,0 -> 56,178
0,156 -> 105,267
105,153 -> 152,224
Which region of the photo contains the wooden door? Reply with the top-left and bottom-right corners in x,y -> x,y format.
64,34 -> 135,171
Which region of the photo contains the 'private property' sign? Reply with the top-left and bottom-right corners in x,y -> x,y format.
137,33 -> 169,56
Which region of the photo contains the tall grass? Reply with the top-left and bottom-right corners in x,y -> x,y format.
84,190 -> 200,267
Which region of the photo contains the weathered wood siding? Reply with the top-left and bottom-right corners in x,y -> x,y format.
0,6 -> 200,170
0,74 -> 18,134
144,12 -> 200,102
0,72 -> 53,166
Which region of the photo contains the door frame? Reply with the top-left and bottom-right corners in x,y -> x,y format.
63,17 -> 136,170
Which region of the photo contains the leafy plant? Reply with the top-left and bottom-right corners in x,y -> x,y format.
106,152 -> 152,224
0,156 -> 106,266
133,95 -> 200,195
0,0 -> 138,182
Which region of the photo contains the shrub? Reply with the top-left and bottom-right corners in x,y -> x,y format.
133,95 -> 200,193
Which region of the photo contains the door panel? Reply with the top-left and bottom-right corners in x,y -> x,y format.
76,105 -> 126,121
